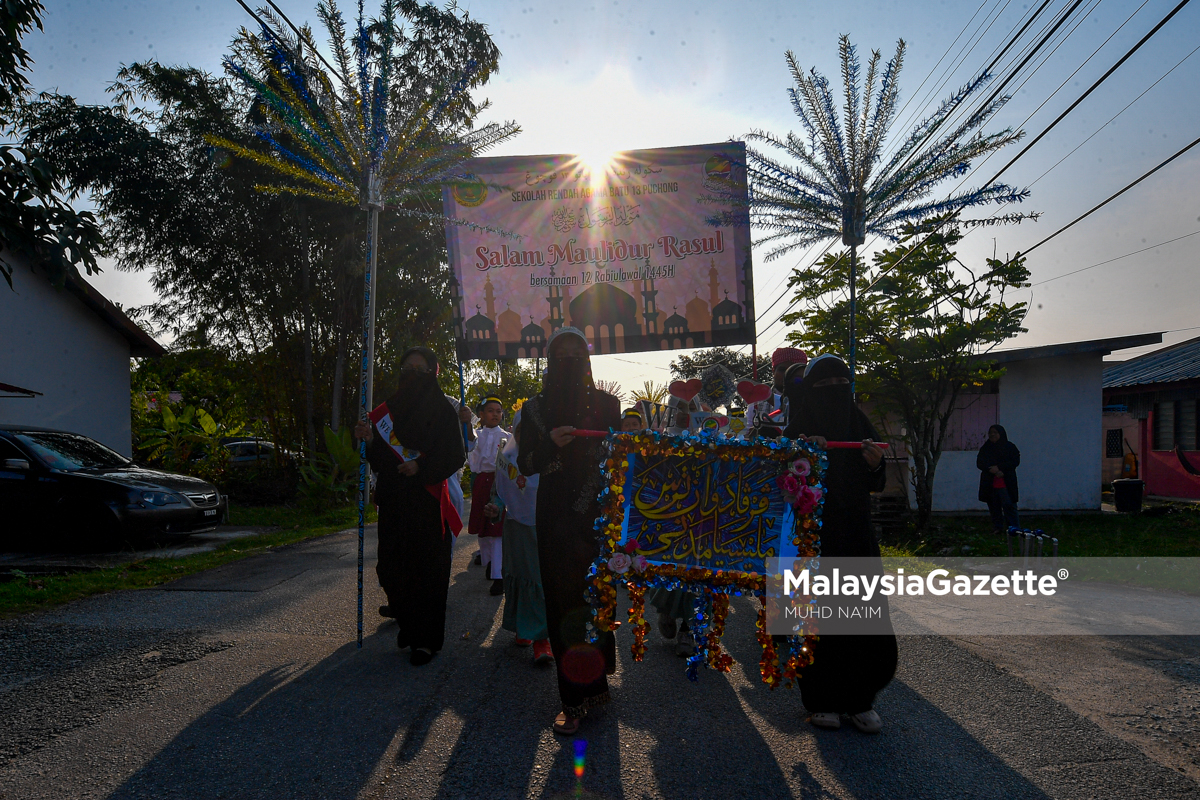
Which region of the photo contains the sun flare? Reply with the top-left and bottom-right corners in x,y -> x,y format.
577,148 -> 616,182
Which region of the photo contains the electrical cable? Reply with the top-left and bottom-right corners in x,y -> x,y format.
1023,134 -> 1200,255
233,0 -> 343,78
1004,40 -> 1200,197
1025,229 -> 1200,287
982,0 -> 1195,187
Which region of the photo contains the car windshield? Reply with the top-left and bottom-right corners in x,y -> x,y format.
15,432 -> 130,471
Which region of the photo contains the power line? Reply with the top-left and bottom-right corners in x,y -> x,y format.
996,39 -> 1200,201
983,0 -> 1195,187
233,0 -> 341,78
1026,228 -> 1200,287
1024,133 -> 1200,255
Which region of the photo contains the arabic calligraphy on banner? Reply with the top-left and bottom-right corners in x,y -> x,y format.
587,431 -> 827,686
442,142 -> 754,360
621,452 -> 789,573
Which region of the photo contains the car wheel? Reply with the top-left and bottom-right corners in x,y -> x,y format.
58,501 -> 126,552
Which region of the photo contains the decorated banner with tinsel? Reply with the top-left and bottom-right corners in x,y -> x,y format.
586,430 -> 826,686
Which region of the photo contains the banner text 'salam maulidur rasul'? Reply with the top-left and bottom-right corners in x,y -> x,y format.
442,143 -> 755,360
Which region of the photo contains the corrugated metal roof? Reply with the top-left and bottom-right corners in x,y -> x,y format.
1102,335 -> 1200,388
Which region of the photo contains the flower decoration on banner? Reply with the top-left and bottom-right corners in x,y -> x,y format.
585,429 -> 827,688
698,364 -> 737,409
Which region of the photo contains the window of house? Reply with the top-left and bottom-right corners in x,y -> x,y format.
1154,401 -> 1177,450
1182,399 -> 1198,451
1105,428 -> 1123,459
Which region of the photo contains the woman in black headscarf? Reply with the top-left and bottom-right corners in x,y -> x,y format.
517,327 -> 622,735
977,424 -> 1021,533
354,346 -> 466,666
782,354 -> 897,734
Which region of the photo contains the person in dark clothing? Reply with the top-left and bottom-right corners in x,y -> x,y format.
516,326 -> 622,735
354,346 -> 466,666
977,424 -> 1021,533
782,354 -> 897,734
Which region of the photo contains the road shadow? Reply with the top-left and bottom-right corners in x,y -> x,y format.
105,626 -> 435,800
713,602 -> 1057,799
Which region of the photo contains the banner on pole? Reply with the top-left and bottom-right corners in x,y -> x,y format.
443,142 -> 754,360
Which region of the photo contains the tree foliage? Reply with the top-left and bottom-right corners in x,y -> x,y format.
670,347 -> 771,383
0,0 -> 103,290
782,215 -> 1030,528
22,0 -> 509,451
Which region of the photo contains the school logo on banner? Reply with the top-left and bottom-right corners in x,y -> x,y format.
451,178 -> 487,208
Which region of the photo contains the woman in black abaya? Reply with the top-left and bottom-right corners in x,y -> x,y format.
354,346 -> 465,666
783,354 -> 897,733
517,327 -> 622,735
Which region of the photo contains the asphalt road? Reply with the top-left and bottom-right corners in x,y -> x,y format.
1,521 -> 1198,800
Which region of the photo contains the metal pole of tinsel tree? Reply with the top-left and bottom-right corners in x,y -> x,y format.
357,173 -> 383,649
848,243 -> 857,396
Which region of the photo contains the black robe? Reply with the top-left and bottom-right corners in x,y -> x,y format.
366,370 -> 465,652
784,378 -> 897,714
976,426 -> 1021,503
517,390 -> 621,717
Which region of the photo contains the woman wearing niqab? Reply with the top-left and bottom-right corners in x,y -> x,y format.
782,354 -> 897,733
356,346 -> 465,666
517,327 -> 621,734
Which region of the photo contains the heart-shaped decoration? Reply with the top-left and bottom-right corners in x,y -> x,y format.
737,381 -> 773,404
669,379 -> 702,402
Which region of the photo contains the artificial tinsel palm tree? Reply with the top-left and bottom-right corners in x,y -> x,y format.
715,35 -> 1030,381
216,0 -> 519,646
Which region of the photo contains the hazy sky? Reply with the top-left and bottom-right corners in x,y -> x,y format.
22,0 -> 1200,391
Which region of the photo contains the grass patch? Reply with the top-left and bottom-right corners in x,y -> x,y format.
0,503 -> 375,619
881,504 -> 1200,558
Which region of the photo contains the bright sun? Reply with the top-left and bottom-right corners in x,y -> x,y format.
577,149 -> 616,181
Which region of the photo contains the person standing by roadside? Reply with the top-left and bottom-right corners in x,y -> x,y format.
977,424 -> 1021,533
517,327 -> 621,735
468,396 -> 510,596
354,346 -> 465,666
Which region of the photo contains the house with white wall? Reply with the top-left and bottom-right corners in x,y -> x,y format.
919,333 -> 1162,513
0,266 -> 164,456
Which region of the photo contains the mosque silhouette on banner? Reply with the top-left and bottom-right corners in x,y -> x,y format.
454,260 -> 751,358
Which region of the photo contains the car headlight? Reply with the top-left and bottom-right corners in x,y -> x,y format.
141,491 -> 182,506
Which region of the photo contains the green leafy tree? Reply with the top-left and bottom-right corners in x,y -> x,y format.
24,30 -> 500,449
0,0 -> 103,290
782,215 -> 1030,529
461,359 -> 542,416
670,347 -> 771,383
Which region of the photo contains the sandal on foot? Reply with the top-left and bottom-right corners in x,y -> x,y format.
849,710 -> 882,734
552,712 -> 581,735
809,712 -> 841,730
